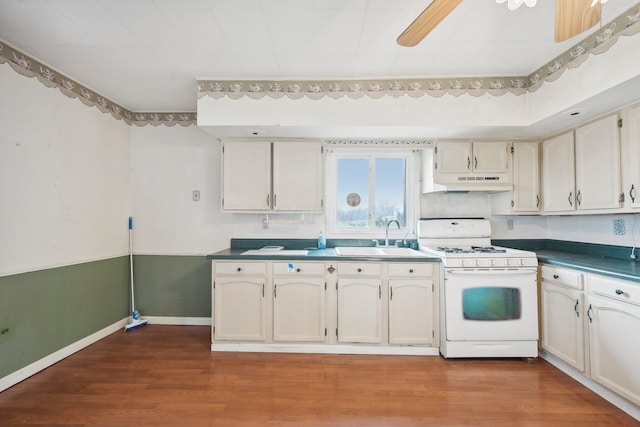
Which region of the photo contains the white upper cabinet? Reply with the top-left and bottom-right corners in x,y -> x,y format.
222,141 -> 271,210
222,140 -> 323,212
512,142 -> 541,213
542,131 -> 576,213
621,104 -> 640,209
493,141 -> 541,215
435,141 -> 509,174
574,114 -> 621,210
272,141 -> 323,211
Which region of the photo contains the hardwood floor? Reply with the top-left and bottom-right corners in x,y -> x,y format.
1,325 -> 638,426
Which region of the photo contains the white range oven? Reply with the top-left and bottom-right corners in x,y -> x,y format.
418,219 -> 539,359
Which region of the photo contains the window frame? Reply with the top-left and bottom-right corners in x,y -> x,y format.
325,147 -> 419,240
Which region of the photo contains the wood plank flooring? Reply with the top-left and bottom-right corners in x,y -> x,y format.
1,325 -> 638,426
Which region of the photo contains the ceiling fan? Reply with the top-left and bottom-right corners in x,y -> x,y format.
397,0 -> 603,47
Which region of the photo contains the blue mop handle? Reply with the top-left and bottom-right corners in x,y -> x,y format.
129,216 -> 133,230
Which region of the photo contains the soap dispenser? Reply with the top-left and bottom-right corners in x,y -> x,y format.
318,231 -> 326,249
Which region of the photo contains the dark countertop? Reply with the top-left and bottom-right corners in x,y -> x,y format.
206,247 -> 442,263
535,249 -> 640,283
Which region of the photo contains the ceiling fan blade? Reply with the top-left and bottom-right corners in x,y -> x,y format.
397,0 -> 463,47
555,0 -> 601,42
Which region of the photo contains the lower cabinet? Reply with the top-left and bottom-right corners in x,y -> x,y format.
337,263 -> 383,343
540,265 -> 586,372
540,263 -> 640,408
273,262 -> 326,342
388,263 -> 435,345
587,275 -> 640,407
213,262 -> 267,341
212,259 -> 439,352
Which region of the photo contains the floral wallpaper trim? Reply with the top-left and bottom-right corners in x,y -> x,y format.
199,4 -> 640,101
0,41 -> 196,127
324,140 -> 433,147
528,4 -> 640,90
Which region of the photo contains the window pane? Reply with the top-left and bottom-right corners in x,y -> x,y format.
374,158 -> 406,228
337,158 -> 369,228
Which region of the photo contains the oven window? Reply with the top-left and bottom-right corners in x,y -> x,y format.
462,287 -> 521,321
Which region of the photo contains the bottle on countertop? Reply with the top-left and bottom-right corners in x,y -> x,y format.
318,230 -> 326,249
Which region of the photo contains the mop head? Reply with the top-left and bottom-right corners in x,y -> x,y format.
124,311 -> 148,332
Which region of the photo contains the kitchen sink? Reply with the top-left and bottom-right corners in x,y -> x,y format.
334,247 -> 427,257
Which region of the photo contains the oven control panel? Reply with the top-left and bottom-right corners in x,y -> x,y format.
443,257 -> 538,268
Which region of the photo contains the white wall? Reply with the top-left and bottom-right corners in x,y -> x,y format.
131,126 -> 330,253
129,125 -> 640,251
491,213 -> 640,248
0,64 -> 131,276
130,125 -> 230,255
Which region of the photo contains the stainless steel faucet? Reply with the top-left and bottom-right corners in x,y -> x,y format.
385,219 -> 400,247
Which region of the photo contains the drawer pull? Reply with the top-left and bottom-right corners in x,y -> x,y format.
574,299 -> 579,317
615,289 -> 624,295
237,267 -> 242,272
553,274 -> 559,279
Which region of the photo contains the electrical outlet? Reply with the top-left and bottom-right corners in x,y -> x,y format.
613,219 -> 626,235
506,219 -> 514,231
192,190 -> 200,201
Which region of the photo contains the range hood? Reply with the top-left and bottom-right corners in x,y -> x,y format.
421,148 -> 513,194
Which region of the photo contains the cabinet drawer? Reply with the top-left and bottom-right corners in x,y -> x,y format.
272,262 -> 325,276
388,263 -> 433,278
590,275 -> 640,306
541,265 -> 583,289
215,262 -> 267,276
337,262 -> 382,276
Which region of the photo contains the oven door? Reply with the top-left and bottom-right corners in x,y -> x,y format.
444,268 -> 538,341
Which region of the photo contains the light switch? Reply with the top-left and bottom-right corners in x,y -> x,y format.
193,190 -> 200,201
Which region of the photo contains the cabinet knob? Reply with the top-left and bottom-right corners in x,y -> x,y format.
296,268 -> 301,273
615,289 -> 624,295
409,269 -> 414,273
553,274 -> 559,279
357,268 -> 362,273
236,267 -> 242,272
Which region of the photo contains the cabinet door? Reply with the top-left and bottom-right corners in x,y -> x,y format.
337,278 -> 382,343
621,105 -> 640,209
541,282 -> 586,372
542,131 -> 576,213
512,142 -> 540,212
273,277 -> 325,342
388,279 -> 433,345
435,141 -> 472,173
575,115 -> 621,210
588,294 -> 640,406
473,141 -> 509,173
273,141 -> 323,211
213,276 -> 266,341
222,142 -> 271,210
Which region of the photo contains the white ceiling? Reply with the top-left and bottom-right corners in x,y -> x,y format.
1,0 -> 638,113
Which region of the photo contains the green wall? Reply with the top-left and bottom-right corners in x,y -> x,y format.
0,256 -> 129,379
0,255 -> 211,381
133,255 -> 212,317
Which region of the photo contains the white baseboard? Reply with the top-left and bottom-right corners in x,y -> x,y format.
211,342 -> 440,356
144,316 -> 211,326
0,317 -> 128,393
540,350 -> 640,422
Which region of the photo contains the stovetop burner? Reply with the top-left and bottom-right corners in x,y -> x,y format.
436,246 -> 507,254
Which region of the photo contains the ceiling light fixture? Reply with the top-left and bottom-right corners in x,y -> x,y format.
496,0 -> 607,11
496,0 -> 536,11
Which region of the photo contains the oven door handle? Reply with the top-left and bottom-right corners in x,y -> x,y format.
445,269 -> 537,275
